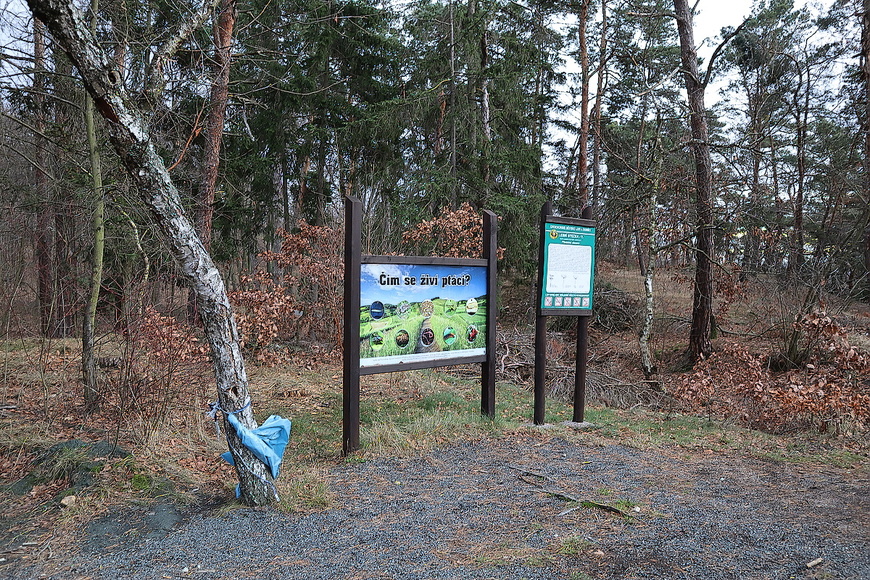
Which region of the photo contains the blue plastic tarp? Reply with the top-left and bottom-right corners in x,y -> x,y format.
221,414 -> 292,479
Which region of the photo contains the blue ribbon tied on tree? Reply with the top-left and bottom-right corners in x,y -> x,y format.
221,413 -> 292,480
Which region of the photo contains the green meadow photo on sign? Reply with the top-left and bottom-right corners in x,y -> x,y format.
359,263 -> 488,369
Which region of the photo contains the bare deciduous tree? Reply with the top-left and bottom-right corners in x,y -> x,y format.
25,0 -> 275,505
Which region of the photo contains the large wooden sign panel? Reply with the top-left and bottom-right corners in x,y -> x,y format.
343,196 -> 497,454
359,262 -> 489,371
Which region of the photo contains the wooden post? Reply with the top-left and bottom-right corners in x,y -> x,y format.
481,210 -> 497,418
343,196 -> 362,455
573,205 -> 593,422
534,201 -> 552,425
574,316 -> 589,423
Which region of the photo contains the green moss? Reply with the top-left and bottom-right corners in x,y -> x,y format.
131,473 -> 151,491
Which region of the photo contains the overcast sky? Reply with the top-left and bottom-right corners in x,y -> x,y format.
694,0 -> 838,58
694,0 -> 754,57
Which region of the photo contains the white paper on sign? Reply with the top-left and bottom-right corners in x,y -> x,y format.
545,244 -> 592,294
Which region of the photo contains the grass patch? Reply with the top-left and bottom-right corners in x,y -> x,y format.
130,472 -> 151,491
525,553 -> 554,567
418,391 -> 469,412
471,541 -> 548,568
362,410 -> 504,456
613,498 -> 638,512
277,468 -> 332,512
557,535 -> 595,556
0,338 -> 43,353
278,392 -> 344,463
35,446 -> 91,483
268,365 -> 867,489
566,406 -> 868,469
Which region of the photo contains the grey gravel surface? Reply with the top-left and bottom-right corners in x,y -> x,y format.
7,435 -> 869,580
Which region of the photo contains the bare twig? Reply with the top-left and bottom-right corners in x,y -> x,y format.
559,500 -> 627,517
510,465 -> 629,517
146,0 -> 223,98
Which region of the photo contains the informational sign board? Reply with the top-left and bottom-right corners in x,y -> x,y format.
359,263 -> 488,369
534,203 -> 596,426
539,220 -> 596,315
343,196 -> 497,455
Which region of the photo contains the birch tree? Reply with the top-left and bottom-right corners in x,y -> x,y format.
25,0 -> 276,506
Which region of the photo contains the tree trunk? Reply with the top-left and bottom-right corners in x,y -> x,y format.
281,150 -> 291,232
27,0 -> 275,505
189,0 -> 235,323
639,128 -> 664,379
742,75 -> 764,274
298,151 -> 312,220
742,136 -> 762,273
51,51 -> 78,339
479,19 -> 491,198
82,0 -> 105,412
449,0 -> 457,205
861,0 -> 870,293
33,18 -> 55,338
673,0 -> 714,363
623,206 -> 635,268
769,142 -> 783,269
575,0 -> 591,212
591,0 -> 608,214
197,0 -> 235,252
788,54 -> 806,275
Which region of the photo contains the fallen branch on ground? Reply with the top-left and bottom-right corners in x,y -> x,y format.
509,465 -> 629,517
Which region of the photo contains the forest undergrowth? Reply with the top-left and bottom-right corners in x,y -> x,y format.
1,232 -> 869,565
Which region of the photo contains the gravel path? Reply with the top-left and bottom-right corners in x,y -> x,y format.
9,434 -> 869,580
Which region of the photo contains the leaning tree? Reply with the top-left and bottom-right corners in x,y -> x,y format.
25,0 -> 276,505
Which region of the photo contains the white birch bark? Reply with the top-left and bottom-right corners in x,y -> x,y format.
26,0 -> 275,505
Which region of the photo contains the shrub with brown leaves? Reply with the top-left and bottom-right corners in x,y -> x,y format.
136,307 -> 211,364
99,307 -> 212,444
714,263 -> 747,319
672,313 -> 870,434
231,222 -> 343,362
401,202 -> 504,259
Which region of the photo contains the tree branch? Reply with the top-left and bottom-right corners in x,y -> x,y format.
1,110 -> 91,176
146,0 -> 223,99
702,20 -> 748,88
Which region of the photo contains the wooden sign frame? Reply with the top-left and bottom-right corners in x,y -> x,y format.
534,202 -> 596,425
342,196 -> 497,455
